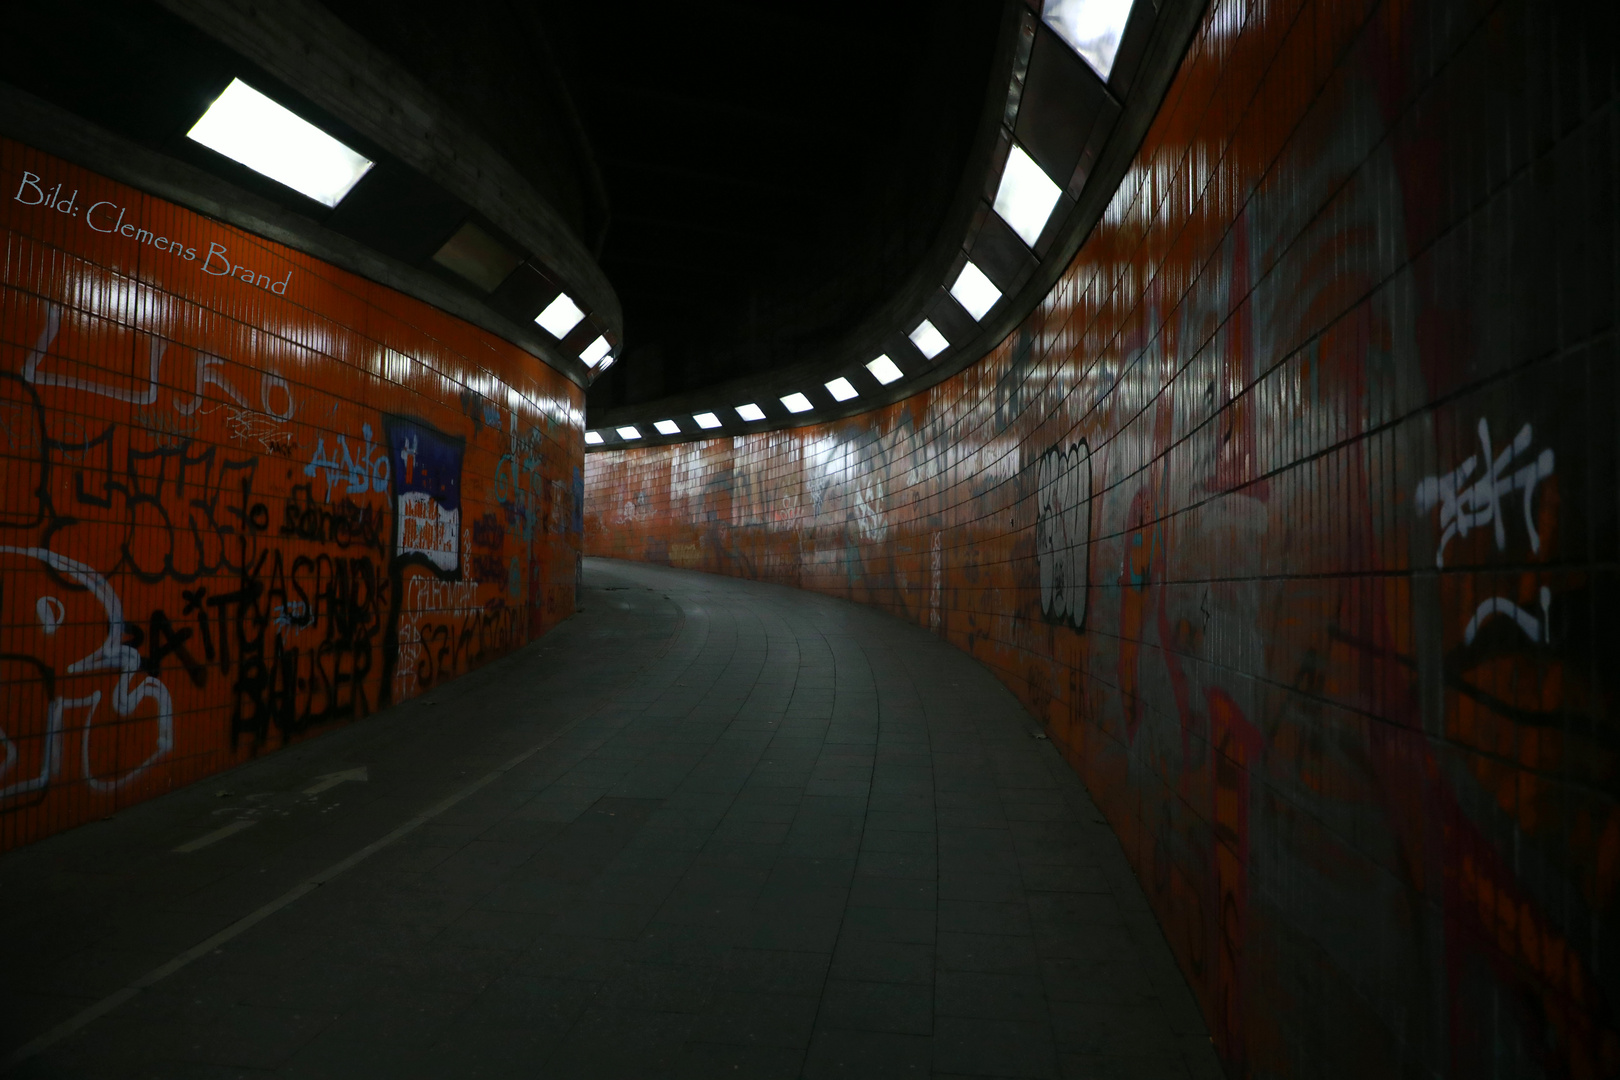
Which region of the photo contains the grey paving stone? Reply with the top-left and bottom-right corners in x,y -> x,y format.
819,978 -> 934,1035
804,1026 -> 932,1079
932,1017 -> 1060,1078
671,1041 -> 805,1080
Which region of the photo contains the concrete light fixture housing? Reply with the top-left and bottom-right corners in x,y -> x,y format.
187,78 -> 374,207
909,320 -> 950,360
432,221 -> 524,292
580,336 -> 613,367
992,145 -> 1063,247
867,355 -> 904,384
535,292 -> 586,338
950,260 -> 1003,321
694,412 -> 723,429
736,403 -> 766,421
1042,0 -> 1137,78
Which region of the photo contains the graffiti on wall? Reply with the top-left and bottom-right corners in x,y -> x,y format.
0,139 -> 582,851
583,0 -> 1617,1075
1035,441 -> 1091,630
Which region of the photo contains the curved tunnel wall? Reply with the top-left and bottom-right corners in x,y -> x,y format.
585,0 -> 1617,1073
0,138 -> 584,852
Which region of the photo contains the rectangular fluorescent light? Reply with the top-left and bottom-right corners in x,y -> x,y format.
187,78 -> 374,207
536,292 -> 586,338
654,419 -> 681,435
866,354 -> 904,384
950,260 -> 1003,321
781,392 -> 813,413
580,336 -> 612,367
616,426 -> 641,440
736,403 -> 766,421
1042,0 -> 1136,79
993,145 -> 1063,247
694,411 -> 723,429
584,430 -> 604,445
909,320 -> 949,360
825,377 -> 858,402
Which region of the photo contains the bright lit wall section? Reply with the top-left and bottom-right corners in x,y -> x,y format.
584,430 -> 604,445
736,403 -> 766,421
909,320 -> 950,360
825,377 -> 858,402
187,79 -> 374,207
867,355 -> 904,385
694,412 -> 723,429
654,419 -> 681,435
993,145 -> 1063,247
1042,0 -> 1136,79
536,292 -> 586,338
580,336 -> 612,368
616,425 -> 642,440
781,392 -> 813,413
950,261 -> 1002,321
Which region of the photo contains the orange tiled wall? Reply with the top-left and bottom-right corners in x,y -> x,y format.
0,138 -> 583,852
585,0 -> 1617,1073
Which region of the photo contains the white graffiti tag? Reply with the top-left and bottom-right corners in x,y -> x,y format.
1464,587 -> 1552,647
1414,418 -> 1554,568
0,547 -> 174,799
22,302 -> 163,405
1036,441 -> 1091,629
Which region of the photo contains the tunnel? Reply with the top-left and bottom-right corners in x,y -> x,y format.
0,0 -> 1612,1077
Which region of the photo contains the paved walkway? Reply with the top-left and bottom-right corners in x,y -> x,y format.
0,559 -> 1221,1079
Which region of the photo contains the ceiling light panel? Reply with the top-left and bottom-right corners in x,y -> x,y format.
867,355 -> 904,384
993,145 -> 1063,247
1042,0 -> 1136,79
950,261 -> 1003,321
536,292 -> 586,338
825,377 -> 858,402
654,419 -> 681,435
580,336 -> 612,367
187,79 -> 374,207
781,392 -> 813,413
616,426 -> 641,440
584,430 -> 604,445
694,412 -> 723,429
736,403 -> 766,421
909,320 -> 950,360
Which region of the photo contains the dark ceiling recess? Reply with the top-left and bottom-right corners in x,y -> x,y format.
537,3 -> 1006,411
315,0 -> 611,255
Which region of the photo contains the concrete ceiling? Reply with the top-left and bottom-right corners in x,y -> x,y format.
316,1 -> 1006,412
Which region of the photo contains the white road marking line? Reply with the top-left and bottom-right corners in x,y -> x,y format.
171,819 -> 259,853
1,719 -> 583,1073
302,765 -> 369,796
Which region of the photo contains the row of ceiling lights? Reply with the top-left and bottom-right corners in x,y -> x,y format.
534,291 -> 616,373
188,78 -> 621,378
588,0 -> 1133,447
180,0 -> 1129,426
585,142 -> 1064,447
